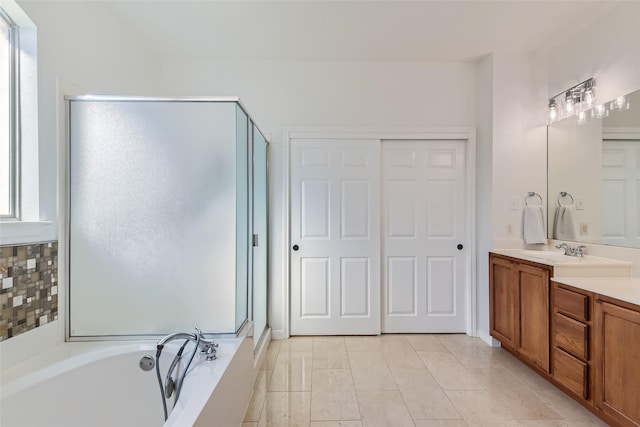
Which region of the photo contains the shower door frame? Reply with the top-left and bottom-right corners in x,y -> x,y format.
62,96 -> 268,342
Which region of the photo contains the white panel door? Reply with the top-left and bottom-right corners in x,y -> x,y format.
602,140 -> 640,245
291,139 -> 380,335
382,140 -> 467,333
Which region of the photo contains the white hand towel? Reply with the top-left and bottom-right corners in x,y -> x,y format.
524,205 -> 546,244
553,205 -> 578,240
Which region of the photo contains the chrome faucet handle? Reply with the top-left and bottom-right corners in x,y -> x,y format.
574,245 -> 586,257
194,326 -> 218,360
201,342 -> 218,360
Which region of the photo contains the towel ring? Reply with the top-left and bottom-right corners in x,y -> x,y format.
524,192 -> 542,206
558,191 -> 574,207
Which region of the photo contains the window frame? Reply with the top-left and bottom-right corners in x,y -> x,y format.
0,6 -> 20,220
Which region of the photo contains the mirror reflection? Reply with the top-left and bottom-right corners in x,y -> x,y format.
548,89 -> 640,248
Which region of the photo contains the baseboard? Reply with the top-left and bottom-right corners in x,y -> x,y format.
478,330 -> 501,347
271,329 -> 287,340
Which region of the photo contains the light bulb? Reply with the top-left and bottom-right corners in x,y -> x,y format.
581,79 -> 596,110
592,104 -> 608,119
548,100 -> 559,123
583,88 -> 596,108
565,91 -> 575,115
577,110 -> 588,125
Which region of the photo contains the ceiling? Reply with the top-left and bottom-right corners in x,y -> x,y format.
106,1 -> 611,62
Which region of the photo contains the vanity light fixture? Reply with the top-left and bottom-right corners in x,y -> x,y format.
548,78 -> 631,125
548,78 -> 596,124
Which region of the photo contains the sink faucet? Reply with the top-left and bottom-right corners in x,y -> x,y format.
555,243 -> 586,259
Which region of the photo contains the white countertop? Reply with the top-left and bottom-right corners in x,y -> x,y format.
551,277 -> 640,307
490,249 -> 633,278
490,249 -> 632,268
491,249 -> 639,306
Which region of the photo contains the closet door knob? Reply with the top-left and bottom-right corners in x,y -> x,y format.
292,245 -> 299,251
457,244 -> 463,250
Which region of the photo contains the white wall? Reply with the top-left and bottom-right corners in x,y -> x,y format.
547,2 -> 640,106
160,59 -> 477,337
491,51 -> 549,247
476,51 -> 549,343
1,1 -> 162,373
18,0 -> 163,241
474,54 -> 493,342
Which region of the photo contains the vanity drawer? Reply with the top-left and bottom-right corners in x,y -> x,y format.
554,313 -> 588,360
554,286 -> 589,321
553,347 -> 588,399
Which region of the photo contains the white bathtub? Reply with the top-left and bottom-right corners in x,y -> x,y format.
0,336 -> 254,427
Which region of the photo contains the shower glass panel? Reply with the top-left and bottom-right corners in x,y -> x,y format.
252,126 -> 268,349
68,98 -> 261,337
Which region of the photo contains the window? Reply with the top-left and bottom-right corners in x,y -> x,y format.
0,7 -> 18,219
0,2 -> 46,244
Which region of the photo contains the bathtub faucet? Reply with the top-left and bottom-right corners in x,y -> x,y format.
154,327 -> 219,421
156,327 -> 218,361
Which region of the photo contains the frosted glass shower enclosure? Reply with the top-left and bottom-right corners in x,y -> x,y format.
67,97 -> 268,344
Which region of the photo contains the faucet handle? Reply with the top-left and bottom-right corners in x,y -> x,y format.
202,342 -> 218,360
195,326 -> 207,339
555,243 -> 572,255
575,245 -> 586,254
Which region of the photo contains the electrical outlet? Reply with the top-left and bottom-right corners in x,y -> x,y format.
507,224 -> 513,236
580,223 -> 589,235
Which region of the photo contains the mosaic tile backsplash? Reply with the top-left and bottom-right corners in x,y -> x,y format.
0,242 -> 58,341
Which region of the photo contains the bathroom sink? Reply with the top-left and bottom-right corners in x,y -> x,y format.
492,249 -> 632,278
520,250 -> 566,261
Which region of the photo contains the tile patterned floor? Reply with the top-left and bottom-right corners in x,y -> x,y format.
242,335 -> 607,427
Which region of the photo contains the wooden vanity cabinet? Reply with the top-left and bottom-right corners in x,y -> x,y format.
594,298 -> 640,427
489,254 -> 550,373
490,253 -> 640,426
551,283 -> 592,401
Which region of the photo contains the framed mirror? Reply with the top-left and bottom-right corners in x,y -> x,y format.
547,89 -> 640,248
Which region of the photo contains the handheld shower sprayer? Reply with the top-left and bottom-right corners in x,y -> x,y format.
154,327 -> 218,421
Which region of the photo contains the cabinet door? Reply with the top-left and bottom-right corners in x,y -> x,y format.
489,255 -> 516,349
516,263 -> 550,372
595,301 -> 640,426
